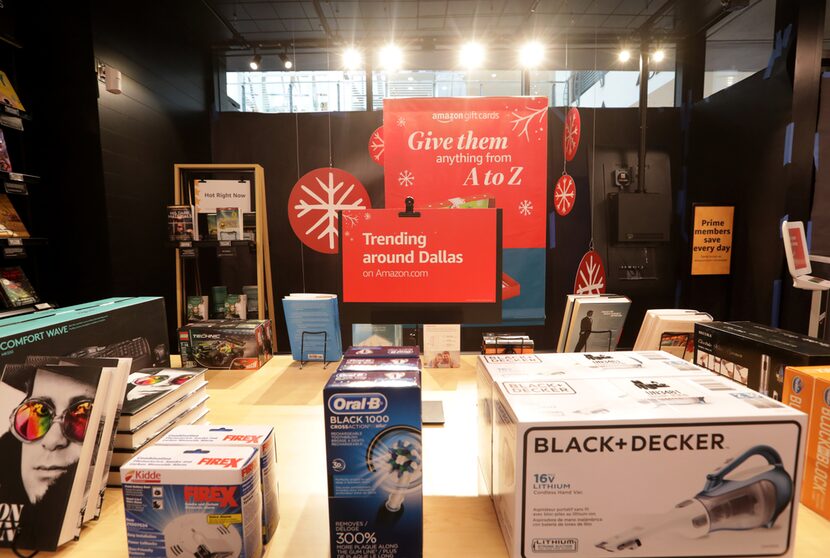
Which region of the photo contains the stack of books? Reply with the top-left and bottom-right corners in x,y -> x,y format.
557,294 -> 632,353
481,333 -> 534,354
633,309 -> 713,361
282,293 -> 342,363
106,367 -> 209,486
0,356 -> 131,551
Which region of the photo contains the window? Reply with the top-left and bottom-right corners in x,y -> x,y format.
225,71 -> 367,113
370,70 -> 522,110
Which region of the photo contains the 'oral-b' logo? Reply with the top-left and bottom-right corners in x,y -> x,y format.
328,393 -> 388,414
824,387 -> 830,407
792,377 -> 803,394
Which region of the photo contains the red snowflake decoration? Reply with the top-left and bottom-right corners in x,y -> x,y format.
288,167 -> 370,254
574,250 -> 606,295
554,174 -> 576,216
563,107 -> 581,162
368,126 -> 384,166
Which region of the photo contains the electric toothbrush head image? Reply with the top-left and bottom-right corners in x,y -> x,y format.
366,425 -> 422,514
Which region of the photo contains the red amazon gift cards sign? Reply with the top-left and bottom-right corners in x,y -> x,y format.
383,97 -> 547,249
341,209 -> 498,303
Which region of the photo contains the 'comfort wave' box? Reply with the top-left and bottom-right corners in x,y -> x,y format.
155,424 -> 280,544
121,445 -> 262,558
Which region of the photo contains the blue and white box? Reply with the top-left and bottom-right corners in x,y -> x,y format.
155,425 -> 280,545
324,365 -> 423,558
121,445 -> 262,558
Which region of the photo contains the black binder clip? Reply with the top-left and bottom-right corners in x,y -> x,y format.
398,196 -> 420,218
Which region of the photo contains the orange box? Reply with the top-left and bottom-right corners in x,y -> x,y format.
782,365 -> 830,520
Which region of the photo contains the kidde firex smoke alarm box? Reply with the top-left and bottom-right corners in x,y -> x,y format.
324,366 -> 423,558
475,351 -> 711,497
120,445 -> 262,558
155,424 -> 280,544
490,373 -> 806,558
694,321 -> 830,400
782,365 -> 830,521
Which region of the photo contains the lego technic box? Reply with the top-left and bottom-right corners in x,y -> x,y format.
120,445 -> 262,558
324,364 -> 423,558
178,319 -> 273,370
490,372 -> 806,558
0,297 -> 170,372
694,321 -> 830,400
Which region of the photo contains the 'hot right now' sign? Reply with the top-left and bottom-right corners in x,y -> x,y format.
691,205 -> 734,275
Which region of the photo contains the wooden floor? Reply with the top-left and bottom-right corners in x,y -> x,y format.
15,355 -> 829,557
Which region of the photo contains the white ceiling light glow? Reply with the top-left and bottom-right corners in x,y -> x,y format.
343,47 -> 362,70
378,43 -> 403,71
459,41 -> 485,68
519,41 -> 545,68
618,49 -> 631,63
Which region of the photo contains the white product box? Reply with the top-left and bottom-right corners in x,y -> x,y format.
491,373 -> 807,558
476,352 -> 711,496
155,424 -> 280,544
121,445 -> 262,558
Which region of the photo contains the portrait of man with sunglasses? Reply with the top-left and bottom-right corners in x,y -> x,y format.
0,364 -> 100,549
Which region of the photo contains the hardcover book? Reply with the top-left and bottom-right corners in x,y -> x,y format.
561,294 -> 631,353
0,194 -> 28,237
0,70 -> 24,112
216,207 -> 242,240
166,204 -> 196,242
0,129 -> 11,172
0,364 -> 112,550
118,367 -> 207,432
0,266 -> 38,307
282,293 -> 343,362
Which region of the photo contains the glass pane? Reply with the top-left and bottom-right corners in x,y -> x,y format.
371,70 -> 522,110
530,69 -> 675,108
224,71 -> 367,113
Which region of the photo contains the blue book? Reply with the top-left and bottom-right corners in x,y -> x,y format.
282,293 -> 343,362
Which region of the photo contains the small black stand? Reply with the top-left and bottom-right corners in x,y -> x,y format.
299,330 -> 329,369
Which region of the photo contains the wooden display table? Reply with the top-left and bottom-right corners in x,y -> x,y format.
12,355 -> 828,557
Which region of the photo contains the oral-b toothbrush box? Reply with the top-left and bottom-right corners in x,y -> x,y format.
490,370 -> 806,558
324,366 -> 423,558
337,357 -> 422,372
120,445 -> 262,558
154,424 -> 280,544
343,346 -> 421,359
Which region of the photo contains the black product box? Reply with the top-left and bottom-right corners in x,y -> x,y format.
694,321 -> 830,400
0,297 -> 170,372
179,319 -> 273,370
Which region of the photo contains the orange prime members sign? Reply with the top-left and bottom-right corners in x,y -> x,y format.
691,205 -> 735,275
341,208 -> 498,304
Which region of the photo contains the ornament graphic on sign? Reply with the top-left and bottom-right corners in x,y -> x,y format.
554,174 -> 576,216
574,250 -> 606,295
368,126 -> 384,165
398,170 -> 415,188
510,105 -> 548,142
519,200 -> 534,216
563,107 -> 581,162
288,167 -> 370,254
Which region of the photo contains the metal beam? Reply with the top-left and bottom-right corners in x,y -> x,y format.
311,0 -> 338,42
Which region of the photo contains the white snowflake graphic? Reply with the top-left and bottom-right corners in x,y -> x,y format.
396,116 -> 407,127
519,200 -> 533,216
293,171 -> 367,251
576,254 -> 606,295
510,106 -> 548,141
555,176 -> 575,214
369,131 -> 385,161
343,213 -> 359,227
398,170 -> 415,187
564,108 -> 580,158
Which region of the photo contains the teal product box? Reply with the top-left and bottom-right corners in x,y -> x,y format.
121,445 -> 262,558
324,365 -> 423,558
155,424 -> 280,545
0,296 -> 170,372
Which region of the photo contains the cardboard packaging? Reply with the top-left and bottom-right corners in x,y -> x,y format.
694,321 -> 830,400
782,365 -> 830,520
337,357 -> 422,372
490,372 -> 806,558
343,345 -> 420,359
476,351 -> 710,496
324,360 -> 423,558
155,424 -> 280,544
121,445 -> 262,558
0,296 -> 170,372
178,319 -> 273,370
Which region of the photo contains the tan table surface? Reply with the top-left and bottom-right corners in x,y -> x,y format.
11,354 -> 828,557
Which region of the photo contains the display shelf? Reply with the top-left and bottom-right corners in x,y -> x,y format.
22,355 -> 830,558
167,239 -> 256,248
0,170 -> 40,184
0,236 -> 47,246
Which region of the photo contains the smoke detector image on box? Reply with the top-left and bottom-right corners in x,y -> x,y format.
164,514 -> 242,558
366,425 -> 422,521
596,445 -> 793,552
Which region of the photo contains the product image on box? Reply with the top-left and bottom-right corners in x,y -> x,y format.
179,320 -> 272,370
368,425 -> 422,517
596,445 -> 792,552
163,514 -> 241,557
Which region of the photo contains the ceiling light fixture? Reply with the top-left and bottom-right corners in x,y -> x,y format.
519,41 -> 545,68
379,43 -> 403,71
343,46 -> 362,70
249,53 -> 262,71
459,41 -> 485,69
652,49 -> 665,63
618,49 -> 631,63
278,52 -> 293,70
